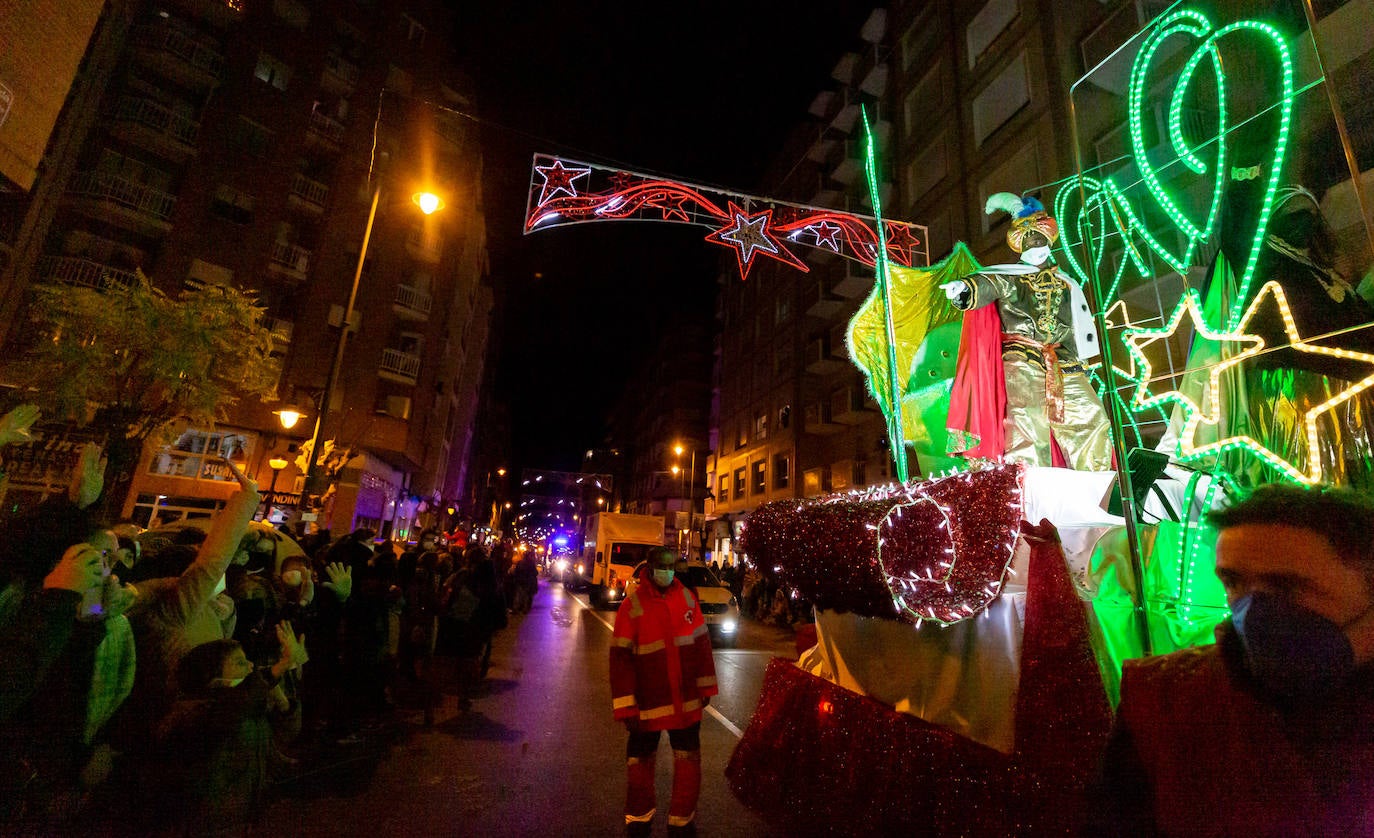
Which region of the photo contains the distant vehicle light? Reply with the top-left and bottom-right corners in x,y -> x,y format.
720,619 -> 737,634
575,563 -> 584,575
555,559 -> 568,573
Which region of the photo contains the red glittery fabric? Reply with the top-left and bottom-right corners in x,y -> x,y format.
727,519 -> 1111,835
739,464 -> 1024,625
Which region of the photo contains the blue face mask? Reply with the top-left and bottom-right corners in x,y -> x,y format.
652,568 -> 675,588
1230,592 -> 1359,701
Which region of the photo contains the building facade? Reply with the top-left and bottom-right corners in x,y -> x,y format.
0,0 -> 496,538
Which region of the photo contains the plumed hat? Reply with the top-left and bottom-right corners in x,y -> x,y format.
985,192 -> 1059,252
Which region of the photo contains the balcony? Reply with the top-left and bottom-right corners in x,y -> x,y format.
803,401 -> 844,435
110,96 -> 200,162
321,52 -> 360,96
805,279 -> 845,319
378,347 -> 421,385
267,241 -> 312,280
35,255 -> 138,291
171,0 -> 244,28
129,22 -> 224,89
65,172 -> 176,235
832,386 -> 875,424
287,173 -> 329,213
831,141 -> 863,185
393,284 -> 433,321
805,336 -> 848,376
833,265 -> 872,298
405,228 -> 441,263
306,110 -> 346,150
828,322 -> 852,362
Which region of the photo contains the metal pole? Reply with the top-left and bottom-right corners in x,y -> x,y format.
304,184 -> 381,507
687,449 -> 696,561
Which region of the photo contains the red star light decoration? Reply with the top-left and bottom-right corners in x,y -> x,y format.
534,159 -> 591,206
704,202 -> 808,280
809,220 -> 842,251
884,223 -> 922,266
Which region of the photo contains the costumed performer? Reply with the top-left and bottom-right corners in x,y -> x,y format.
940,193 -> 1113,470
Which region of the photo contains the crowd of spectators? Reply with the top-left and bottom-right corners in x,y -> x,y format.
0,405 -> 513,835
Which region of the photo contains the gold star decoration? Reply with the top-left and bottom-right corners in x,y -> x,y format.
1122,280 -> 1374,484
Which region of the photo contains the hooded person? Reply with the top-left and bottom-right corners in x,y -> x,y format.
939,192 -> 1113,470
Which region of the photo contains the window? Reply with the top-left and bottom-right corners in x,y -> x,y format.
210,184 -> 255,224
966,0 -> 1019,69
718,474 -> 730,502
751,461 -> 766,495
148,427 -> 256,482
273,0 -> 310,28
253,53 -> 292,90
773,454 -> 791,489
753,411 -> 768,441
733,468 -> 746,499
853,460 -> 867,487
972,51 -> 1030,146
735,422 -> 747,451
774,294 -> 791,324
229,117 -> 272,158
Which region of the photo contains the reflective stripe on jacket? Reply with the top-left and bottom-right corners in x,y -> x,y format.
610,578 -> 718,731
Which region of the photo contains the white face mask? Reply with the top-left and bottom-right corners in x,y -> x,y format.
652,568 -> 675,588
1021,245 -> 1051,266
282,570 -> 303,587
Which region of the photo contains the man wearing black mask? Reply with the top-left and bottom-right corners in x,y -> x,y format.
1094,483 -> 1374,835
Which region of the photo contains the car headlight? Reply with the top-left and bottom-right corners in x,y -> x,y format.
555,559 -> 568,572
720,619 -> 737,634
575,563 -> 584,575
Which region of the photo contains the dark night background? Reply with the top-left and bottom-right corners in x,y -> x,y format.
455,2 -> 876,470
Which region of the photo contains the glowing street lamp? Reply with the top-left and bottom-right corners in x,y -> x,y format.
263,455 -> 289,521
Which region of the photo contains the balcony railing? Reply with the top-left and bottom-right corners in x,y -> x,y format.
308,110 -> 346,144
394,283 -> 433,317
289,173 -> 329,207
269,241 -> 312,274
67,172 -> 176,221
322,53 -> 360,87
379,348 -> 422,381
132,23 -> 225,79
114,96 -> 200,145
36,256 -> 139,291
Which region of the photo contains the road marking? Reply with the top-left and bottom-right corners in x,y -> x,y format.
568,589 -> 744,739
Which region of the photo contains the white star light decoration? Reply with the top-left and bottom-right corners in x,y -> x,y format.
704,201 -> 806,279
533,159 -> 591,206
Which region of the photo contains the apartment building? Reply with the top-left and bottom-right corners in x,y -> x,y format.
0,0 -> 495,538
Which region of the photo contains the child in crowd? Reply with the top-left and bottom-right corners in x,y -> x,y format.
156,622 -> 307,834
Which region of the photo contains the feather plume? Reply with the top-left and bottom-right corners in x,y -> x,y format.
984,192 -> 1024,218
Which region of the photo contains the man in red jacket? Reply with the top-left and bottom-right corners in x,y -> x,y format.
611,546 -> 718,837
1094,483 -> 1374,835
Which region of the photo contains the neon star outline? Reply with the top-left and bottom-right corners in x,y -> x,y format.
884,223 -> 921,265
1121,289 -> 1264,427
703,202 -> 806,280
534,159 -> 591,206
1177,281 -> 1374,484
809,220 -> 842,250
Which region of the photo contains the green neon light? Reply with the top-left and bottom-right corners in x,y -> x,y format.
861,106 -> 908,483
1059,10 -> 1295,331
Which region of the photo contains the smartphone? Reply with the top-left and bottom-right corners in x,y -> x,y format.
79,550 -> 113,620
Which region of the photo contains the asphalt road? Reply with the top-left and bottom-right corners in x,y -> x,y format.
265,579 -> 798,836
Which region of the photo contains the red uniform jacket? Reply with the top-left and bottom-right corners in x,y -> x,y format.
610,577 -> 718,731
1107,631 -> 1374,836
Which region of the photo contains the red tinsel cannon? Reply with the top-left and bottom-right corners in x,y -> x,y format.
740,464 -> 1025,626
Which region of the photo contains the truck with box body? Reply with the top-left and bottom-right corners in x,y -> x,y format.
575,512 -> 666,608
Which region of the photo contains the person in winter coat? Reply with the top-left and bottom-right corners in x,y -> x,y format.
610,547 -> 718,838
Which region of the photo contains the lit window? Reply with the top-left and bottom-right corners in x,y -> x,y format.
253,53 -> 292,90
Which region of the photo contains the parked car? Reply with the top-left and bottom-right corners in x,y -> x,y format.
624,560 -> 740,647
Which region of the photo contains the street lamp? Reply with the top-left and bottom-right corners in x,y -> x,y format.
263,456 -> 289,522
300,183 -> 444,507
674,442 -> 697,560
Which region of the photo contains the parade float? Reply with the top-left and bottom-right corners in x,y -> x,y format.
524,1 -> 1373,830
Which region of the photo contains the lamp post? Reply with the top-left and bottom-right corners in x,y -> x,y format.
300,185 -> 444,507
263,456 -> 288,523
675,443 -> 697,561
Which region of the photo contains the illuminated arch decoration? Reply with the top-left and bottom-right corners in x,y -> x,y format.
1121,281 -> 1374,484
524,153 -> 928,281
1054,9 -> 1295,331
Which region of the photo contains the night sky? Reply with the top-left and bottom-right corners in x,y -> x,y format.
455,1 -> 877,470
